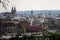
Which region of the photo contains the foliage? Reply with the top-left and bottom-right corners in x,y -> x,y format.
43,24 -> 49,36
9,35 -> 35,40
22,26 -> 26,33
49,32 -> 60,40
9,32 -> 60,40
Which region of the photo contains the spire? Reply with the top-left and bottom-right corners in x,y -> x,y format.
11,6 -> 16,15
12,6 -> 16,10
12,6 -> 14,10
31,10 -> 33,15
14,7 -> 16,10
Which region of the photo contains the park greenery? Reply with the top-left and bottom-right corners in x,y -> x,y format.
8,32 -> 60,40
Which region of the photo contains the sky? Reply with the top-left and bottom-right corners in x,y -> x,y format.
0,0 -> 60,12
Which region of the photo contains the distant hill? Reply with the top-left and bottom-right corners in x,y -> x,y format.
16,10 -> 60,16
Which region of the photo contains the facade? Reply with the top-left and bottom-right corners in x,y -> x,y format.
54,17 -> 60,29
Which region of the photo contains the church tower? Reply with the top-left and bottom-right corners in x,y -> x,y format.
11,6 -> 16,16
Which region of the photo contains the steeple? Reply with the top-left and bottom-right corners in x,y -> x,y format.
31,10 -> 33,15
11,6 -> 16,13
14,7 -> 16,10
30,10 -> 34,18
12,6 -> 13,10
11,6 -> 16,17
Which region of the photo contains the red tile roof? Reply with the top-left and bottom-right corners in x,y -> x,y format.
19,21 -> 43,32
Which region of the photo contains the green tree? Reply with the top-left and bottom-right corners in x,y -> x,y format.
22,26 -> 26,33
42,24 -> 49,40
49,32 -> 60,40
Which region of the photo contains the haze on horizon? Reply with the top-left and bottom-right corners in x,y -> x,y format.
0,0 -> 60,12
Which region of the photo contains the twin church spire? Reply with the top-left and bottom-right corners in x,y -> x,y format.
11,6 -> 16,14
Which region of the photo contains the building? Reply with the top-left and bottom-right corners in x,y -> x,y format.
0,19 -> 19,36
0,7 -> 16,19
18,20 -> 43,32
54,17 -> 60,29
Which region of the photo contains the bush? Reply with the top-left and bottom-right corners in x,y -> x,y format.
9,35 -> 35,40
49,32 -> 60,40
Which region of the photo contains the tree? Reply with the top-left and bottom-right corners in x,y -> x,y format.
22,26 -> 26,33
49,32 -> 60,40
42,23 -> 49,40
0,0 -> 9,9
43,24 -> 49,36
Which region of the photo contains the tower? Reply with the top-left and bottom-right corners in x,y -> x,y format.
11,6 -> 16,16
30,18 -> 34,26
30,10 -> 33,17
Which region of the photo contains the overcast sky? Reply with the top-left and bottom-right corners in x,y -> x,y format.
0,0 -> 60,12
